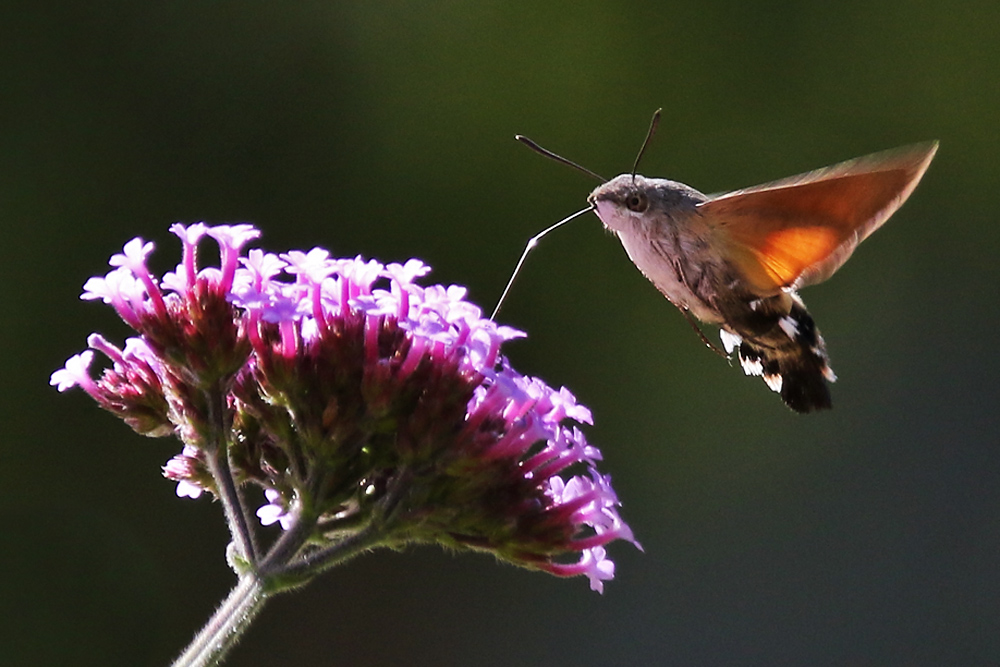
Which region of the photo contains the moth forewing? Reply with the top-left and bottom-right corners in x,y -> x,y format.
700,141 -> 939,294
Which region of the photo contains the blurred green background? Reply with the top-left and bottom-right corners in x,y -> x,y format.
2,1 -> 998,665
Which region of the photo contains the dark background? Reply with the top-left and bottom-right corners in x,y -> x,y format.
2,2 -> 998,665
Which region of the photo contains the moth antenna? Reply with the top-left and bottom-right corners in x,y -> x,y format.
490,206 -> 595,321
515,135 -> 606,183
631,108 -> 663,181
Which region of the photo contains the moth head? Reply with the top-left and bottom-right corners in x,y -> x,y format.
588,174 -> 706,233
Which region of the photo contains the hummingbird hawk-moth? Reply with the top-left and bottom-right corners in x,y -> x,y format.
504,111 -> 937,413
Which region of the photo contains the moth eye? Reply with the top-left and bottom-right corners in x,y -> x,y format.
625,191 -> 649,213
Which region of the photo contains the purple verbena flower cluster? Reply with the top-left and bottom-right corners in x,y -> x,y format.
52,223 -> 638,592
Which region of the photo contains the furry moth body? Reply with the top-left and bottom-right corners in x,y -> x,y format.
588,140 -> 937,412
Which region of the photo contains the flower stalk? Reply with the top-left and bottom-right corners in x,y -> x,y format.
171,575 -> 266,667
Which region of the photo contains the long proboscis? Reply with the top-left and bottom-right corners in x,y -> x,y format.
490,206 -> 595,321
494,111 -> 666,321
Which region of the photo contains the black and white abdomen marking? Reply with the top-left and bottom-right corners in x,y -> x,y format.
719,294 -> 836,413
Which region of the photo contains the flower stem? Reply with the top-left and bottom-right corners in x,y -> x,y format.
172,522 -> 388,666
271,519 -> 385,582
206,446 -> 258,564
266,476 -> 408,583
260,508 -> 318,573
171,574 -> 267,667
204,383 -> 258,564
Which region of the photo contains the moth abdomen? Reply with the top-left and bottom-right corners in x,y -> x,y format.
720,296 -> 835,413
